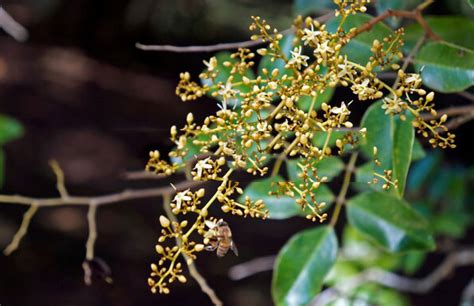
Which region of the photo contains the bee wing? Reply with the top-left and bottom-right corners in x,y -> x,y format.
230,241 -> 239,256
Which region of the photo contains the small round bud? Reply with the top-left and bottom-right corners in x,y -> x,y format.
159,215 -> 170,228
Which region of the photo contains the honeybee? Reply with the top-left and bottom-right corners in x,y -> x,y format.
204,219 -> 238,257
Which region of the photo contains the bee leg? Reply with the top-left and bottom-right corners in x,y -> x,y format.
230,241 -> 239,256
205,245 -> 217,252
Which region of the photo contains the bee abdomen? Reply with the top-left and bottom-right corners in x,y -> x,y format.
216,244 -> 229,257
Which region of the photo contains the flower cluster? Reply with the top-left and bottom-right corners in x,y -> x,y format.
146,0 -> 454,294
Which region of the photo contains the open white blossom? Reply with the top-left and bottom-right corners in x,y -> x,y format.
288,46 -> 309,70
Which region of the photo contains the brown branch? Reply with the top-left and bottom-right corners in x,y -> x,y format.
445,112 -> 474,130
423,105 -> 474,120
312,248 -> 474,305
0,179 -> 204,207
162,194 -> 223,306
136,13 -> 333,53
228,255 -> 276,280
458,91 -> 474,103
329,152 -> 358,227
346,3 -> 440,41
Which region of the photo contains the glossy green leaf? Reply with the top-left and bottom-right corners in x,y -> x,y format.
272,226 -> 337,306
411,139 -> 426,161
469,0 -> 474,9
432,212 -> 470,238
293,0 -> 336,16
239,175 -> 299,219
296,90 -> 334,112
347,191 -> 436,252
401,251 -> 426,274
392,112 -> 414,196
0,114 -> 24,145
240,175 -> 333,219
312,130 -> 348,147
404,16 -> 474,51
414,42 -> 474,92
200,51 -> 255,106
286,156 -> 344,181
326,14 -> 393,63
375,0 -> 421,27
360,101 -> 414,197
258,34 -> 294,80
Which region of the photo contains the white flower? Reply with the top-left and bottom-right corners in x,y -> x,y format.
403,73 -> 422,90
337,57 -> 353,80
314,40 -> 332,62
193,158 -> 213,178
257,121 -> 268,132
288,46 -> 309,70
203,57 -> 217,71
173,189 -> 192,209
331,102 -> 350,115
217,82 -> 238,110
302,24 -> 321,45
331,101 -> 351,124
351,78 -> 376,100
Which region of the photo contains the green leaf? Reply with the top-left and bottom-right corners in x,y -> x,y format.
293,0 -> 336,16
200,51 -> 255,106
401,251 -> 426,274
286,156 -> 344,181
469,0 -> 474,9
411,139 -> 426,161
392,113 -> 414,196
326,14 -> 393,63
432,212 -> 470,238
240,175 -> 333,219
414,42 -> 474,92
347,191 -> 436,253
297,90 -> 334,112
272,226 -> 338,306
0,114 -> 24,145
258,34 -> 294,80
375,0 -> 422,27
312,130 -> 348,147
360,101 -> 414,197
239,175 -> 299,219
404,16 -> 474,51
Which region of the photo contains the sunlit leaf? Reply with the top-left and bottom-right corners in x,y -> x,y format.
404,16 -> 474,51
200,51 -> 255,106
272,226 -> 337,306
360,101 -> 414,197
239,175 -> 299,219
326,14 -> 393,63
347,191 -> 436,252
0,114 -> 24,145
286,156 -> 344,181
414,42 -> 474,92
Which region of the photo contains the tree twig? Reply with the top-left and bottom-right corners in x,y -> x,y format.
3,204 -> 39,255
0,6 -> 28,42
312,248 -> 474,305
0,179 -> 204,207
228,255 -> 276,280
135,13 -> 333,53
346,4 -> 440,41
329,152 -> 358,227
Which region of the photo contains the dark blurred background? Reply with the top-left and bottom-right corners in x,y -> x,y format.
0,1 -> 472,305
